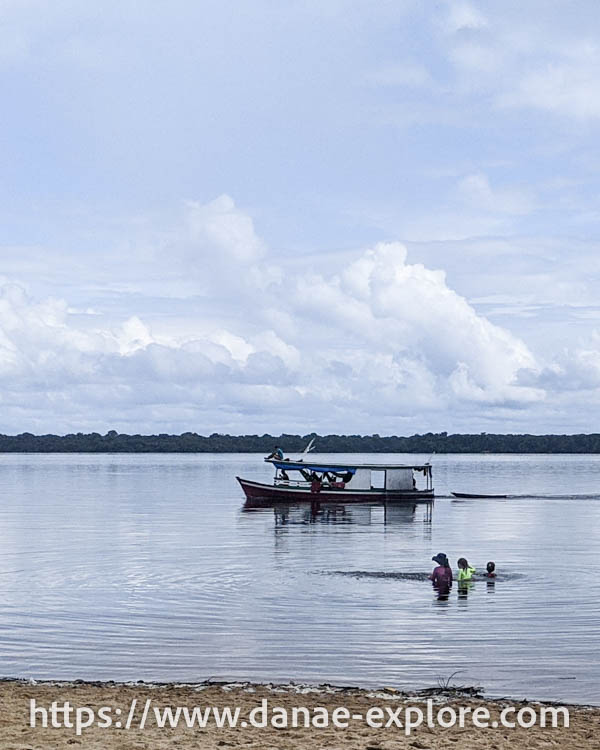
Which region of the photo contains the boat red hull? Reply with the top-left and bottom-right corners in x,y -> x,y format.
236,476 -> 434,504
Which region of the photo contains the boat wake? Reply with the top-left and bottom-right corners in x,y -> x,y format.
508,493 -> 600,500
438,493 -> 600,500
321,571 -> 433,582
319,570 -> 525,582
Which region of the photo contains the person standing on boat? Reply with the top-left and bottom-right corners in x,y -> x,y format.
266,446 -> 284,460
429,553 -> 452,595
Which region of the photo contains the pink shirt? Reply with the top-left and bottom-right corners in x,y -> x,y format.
430,565 -> 453,591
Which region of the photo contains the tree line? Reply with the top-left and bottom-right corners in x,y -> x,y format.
0,430 -> 600,453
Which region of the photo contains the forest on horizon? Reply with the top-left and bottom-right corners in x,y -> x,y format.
0,431 -> 600,453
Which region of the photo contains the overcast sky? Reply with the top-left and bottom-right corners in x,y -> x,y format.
1,0 -> 600,435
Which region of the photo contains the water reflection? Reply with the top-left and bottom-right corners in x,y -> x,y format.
273,502 -> 366,526
243,500 -> 434,527
458,580 -> 474,604
433,590 -> 451,605
0,454 -> 598,705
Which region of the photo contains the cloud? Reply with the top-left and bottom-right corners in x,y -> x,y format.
0,198 -> 547,433
186,195 -> 265,264
449,40 -> 501,75
181,196 -> 281,297
443,1 -> 488,34
1,2 -> 599,435
499,51 -> 600,120
533,330 -> 600,393
7,190 -> 600,434
287,242 -> 541,405
456,173 -> 537,216
369,172 -> 540,242
438,7 -> 600,122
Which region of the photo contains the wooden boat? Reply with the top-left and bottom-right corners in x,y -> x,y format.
451,492 -> 507,498
237,458 -> 434,504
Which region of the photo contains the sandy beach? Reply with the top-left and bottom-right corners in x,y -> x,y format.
2,679 -> 598,750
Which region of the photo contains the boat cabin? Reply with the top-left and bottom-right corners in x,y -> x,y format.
267,458 -> 433,493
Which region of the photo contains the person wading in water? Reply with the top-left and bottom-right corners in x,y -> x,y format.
429,553 -> 453,598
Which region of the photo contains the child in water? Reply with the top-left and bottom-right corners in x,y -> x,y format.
457,557 -> 476,581
485,561 -> 496,578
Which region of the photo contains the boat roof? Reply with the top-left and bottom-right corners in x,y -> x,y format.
266,458 -> 431,472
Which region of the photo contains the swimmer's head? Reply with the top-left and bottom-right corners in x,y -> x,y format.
457,557 -> 469,569
486,561 -> 496,574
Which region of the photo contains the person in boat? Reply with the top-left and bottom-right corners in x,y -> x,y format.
309,471 -> 322,493
328,471 -> 346,489
429,553 -> 452,595
457,557 -> 476,581
485,561 -> 496,578
266,446 -> 284,460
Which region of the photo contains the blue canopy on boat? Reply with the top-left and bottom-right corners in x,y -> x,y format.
272,461 -> 356,475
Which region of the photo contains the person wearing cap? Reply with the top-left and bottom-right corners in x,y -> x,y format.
429,553 -> 453,594
266,446 -> 284,460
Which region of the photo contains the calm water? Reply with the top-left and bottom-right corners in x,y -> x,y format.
0,452 -> 598,704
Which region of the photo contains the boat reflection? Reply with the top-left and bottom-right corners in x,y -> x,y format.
384,502 -> 433,525
243,500 -> 434,526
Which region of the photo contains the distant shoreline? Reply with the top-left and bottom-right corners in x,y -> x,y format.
2,431 -> 600,453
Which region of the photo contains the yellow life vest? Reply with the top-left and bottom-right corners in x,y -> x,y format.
458,566 -> 475,581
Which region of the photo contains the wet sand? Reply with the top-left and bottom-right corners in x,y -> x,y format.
2,679 -> 599,749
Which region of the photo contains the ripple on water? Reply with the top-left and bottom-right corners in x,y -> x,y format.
322,570 -> 525,582
0,453 -> 598,704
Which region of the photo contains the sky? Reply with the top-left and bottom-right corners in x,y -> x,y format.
1,0 -> 600,436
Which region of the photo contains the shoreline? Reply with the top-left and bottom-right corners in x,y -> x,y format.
0,676 -> 596,709
3,678 -> 599,749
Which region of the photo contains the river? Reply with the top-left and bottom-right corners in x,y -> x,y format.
0,452 -> 598,704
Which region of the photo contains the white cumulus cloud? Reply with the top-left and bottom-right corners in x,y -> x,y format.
0,199 -> 565,434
